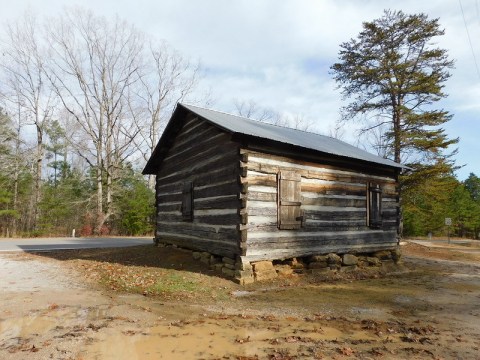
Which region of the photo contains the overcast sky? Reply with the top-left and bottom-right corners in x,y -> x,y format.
2,0 -> 479,180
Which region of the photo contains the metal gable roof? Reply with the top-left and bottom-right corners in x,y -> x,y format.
179,103 -> 404,170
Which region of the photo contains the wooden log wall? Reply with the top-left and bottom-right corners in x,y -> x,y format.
240,149 -> 400,262
155,115 -> 241,258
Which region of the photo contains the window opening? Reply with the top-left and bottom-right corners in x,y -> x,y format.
368,183 -> 382,228
182,181 -> 194,221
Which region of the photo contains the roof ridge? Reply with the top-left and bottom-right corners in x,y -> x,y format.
180,102 -> 329,138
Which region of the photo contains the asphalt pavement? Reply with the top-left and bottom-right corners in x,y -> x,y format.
0,237 -> 153,252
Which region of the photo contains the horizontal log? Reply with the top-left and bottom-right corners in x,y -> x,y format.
246,154 -> 396,183
195,181 -> 240,199
194,213 -> 241,225
246,205 -> 369,220
156,222 -> 238,241
157,152 -> 239,184
247,239 -> 398,253
170,118 -> 216,146
194,196 -> 240,210
247,206 -> 277,217
160,140 -> 238,175
246,230 -> 397,246
177,115 -> 202,134
156,203 -> 180,212
196,164 -> 239,187
169,132 -> 232,165
156,233 -> 239,259
157,192 -> 180,203
167,125 -> 224,157
242,146 -> 398,179
244,167 -> 397,198
157,180 -> 240,203
301,184 -> 366,196
247,191 -> 277,202
244,173 -> 277,187
302,196 -> 366,208
157,197 -> 239,212
243,243 -> 397,262
157,208 -> 240,225
156,163 -> 238,193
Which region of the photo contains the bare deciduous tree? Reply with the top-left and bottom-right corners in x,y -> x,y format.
233,99 -> 313,131
131,41 -> 200,189
0,8 -> 205,234
45,8 -> 144,233
1,12 -> 55,231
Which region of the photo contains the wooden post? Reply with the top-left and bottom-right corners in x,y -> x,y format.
445,218 -> 452,244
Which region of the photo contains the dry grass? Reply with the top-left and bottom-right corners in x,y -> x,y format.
28,245 -> 237,302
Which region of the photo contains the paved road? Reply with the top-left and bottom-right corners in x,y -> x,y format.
0,237 -> 153,252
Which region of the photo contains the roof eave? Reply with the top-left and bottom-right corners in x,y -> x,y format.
233,132 -> 406,171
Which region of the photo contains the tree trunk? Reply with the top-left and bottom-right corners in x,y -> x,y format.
12,167 -> 19,237
105,123 -> 112,234
33,122 -> 43,231
147,121 -> 157,190
95,141 -> 104,235
12,107 -> 22,237
393,101 -> 402,164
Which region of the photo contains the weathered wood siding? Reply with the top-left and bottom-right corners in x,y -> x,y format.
240,149 -> 399,262
155,115 -> 241,258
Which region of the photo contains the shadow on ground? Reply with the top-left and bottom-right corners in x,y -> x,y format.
27,244 -> 226,279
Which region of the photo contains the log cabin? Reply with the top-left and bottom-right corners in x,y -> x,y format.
143,103 -> 406,282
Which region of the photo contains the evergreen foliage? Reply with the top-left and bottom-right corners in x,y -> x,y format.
0,110 -> 35,236
330,10 -> 472,238
114,169 -> 155,236
402,172 -> 480,238
331,10 -> 458,165
464,173 -> 480,202
38,167 -> 91,236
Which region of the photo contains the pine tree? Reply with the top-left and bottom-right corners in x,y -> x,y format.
464,173 -> 480,202
331,10 -> 457,165
0,109 -> 19,236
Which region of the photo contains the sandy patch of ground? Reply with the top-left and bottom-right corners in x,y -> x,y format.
0,254 -> 161,360
0,241 -> 479,359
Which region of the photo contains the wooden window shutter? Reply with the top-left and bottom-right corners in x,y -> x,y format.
368,183 -> 382,228
182,181 -> 194,221
278,171 -> 304,229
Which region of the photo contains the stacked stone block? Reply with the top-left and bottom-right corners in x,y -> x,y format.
166,242 -> 402,284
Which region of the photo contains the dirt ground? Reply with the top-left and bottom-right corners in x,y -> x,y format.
0,241 -> 479,360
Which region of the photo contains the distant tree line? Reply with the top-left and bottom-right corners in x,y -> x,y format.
0,8 -> 201,237
402,172 -> 480,238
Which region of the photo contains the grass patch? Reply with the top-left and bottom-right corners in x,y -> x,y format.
149,272 -> 202,294
29,245 -> 237,302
